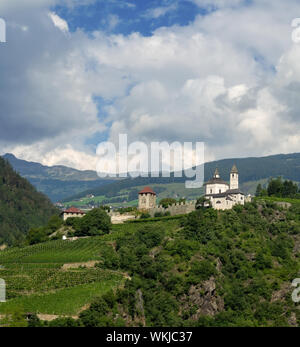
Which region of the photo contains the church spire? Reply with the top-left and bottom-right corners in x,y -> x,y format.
213,168 -> 220,178
231,164 -> 238,174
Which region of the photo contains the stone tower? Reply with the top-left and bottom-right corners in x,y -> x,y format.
230,164 -> 239,190
138,187 -> 156,210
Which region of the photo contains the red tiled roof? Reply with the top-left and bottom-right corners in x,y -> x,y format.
63,207 -> 85,214
138,186 -> 156,195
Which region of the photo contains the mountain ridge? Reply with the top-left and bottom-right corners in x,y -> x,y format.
2,153 -> 118,202
4,152 -> 300,204
0,156 -> 58,245
62,152 -> 300,202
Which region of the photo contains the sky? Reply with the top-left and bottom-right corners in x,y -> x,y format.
1,0 -> 300,171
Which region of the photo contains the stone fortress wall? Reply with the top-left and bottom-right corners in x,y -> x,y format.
148,200 -> 196,217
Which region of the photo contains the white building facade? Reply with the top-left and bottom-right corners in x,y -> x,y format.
204,165 -> 249,210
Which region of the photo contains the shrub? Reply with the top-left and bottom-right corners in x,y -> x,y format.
26,227 -> 48,245
74,208 -> 112,236
154,212 -> 163,217
159,198 -> 177,208
140,212 -> 151,219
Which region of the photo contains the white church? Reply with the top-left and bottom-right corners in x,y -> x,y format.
204,165 -> 250,210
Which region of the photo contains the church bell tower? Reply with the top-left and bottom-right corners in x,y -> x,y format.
230,164 -> 239,190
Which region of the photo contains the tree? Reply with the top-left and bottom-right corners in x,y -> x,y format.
75,208 -> 112,236
282,180 -> 298,197
100,205 -> 111,213
47,215 -> 63,233
26,227 -> 48,245
195,196 -> 211,209
255,184 -> 262,197
159,198 -> 177,208
266,177 -> 298,198
267,177 -> 283,196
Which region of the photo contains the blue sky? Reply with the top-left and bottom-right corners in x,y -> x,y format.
1,0 -> 300,170
53,1 -> 209,36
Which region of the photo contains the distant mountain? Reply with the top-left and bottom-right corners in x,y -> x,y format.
2,154 -> 117,202
63,152 -> 300,203
3,153 -> 101,181
0,156 -> 58,245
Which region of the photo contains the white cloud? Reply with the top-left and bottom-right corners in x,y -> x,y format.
5,143 -> 99,170
49,12 -> 69,32
2,0 -> 300,171
107,14 -> 120,31
190,0 -> 244,9
144,3 -> 178,19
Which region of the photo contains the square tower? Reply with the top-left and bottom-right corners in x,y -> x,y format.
230,164 -> 239,190
138,187 -> 156,210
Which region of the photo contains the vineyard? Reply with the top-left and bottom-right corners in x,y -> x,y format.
0,218 -> 178,317
0,231 -> 129,315
0,238 -> 110,264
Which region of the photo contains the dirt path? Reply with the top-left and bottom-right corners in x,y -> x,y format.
62,261 -> 97,270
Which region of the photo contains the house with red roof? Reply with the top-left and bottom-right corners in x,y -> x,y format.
61,206 -> 86,221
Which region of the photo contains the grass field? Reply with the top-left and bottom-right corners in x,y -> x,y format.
0,218 -> 182,317
0,278 -> 123,315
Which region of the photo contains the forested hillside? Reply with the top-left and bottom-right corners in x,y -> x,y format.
0,157 -> 58,245
1,200 -> 300,327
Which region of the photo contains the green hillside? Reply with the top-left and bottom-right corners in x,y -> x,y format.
62,152 -> 300,204
0,157 -> 58,245
1,200 -> 300,327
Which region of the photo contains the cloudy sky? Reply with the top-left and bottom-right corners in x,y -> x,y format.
1,0 -> 300,170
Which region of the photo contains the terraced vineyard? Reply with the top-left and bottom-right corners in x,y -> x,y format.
0,218 -> 183,318
0,235 -> 126,315
0,238 -> 111,264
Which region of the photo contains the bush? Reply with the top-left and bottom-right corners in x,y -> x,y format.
154,212 -> 163,217
74,208 -> 112,236
26,227 -> 48,245
140,212 -> 151,219
159,198 -> 177,208
186,260 -> 217,284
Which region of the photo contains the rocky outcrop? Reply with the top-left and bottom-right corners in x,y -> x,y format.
181,277 -> 224,319
134,289 -> 146,326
